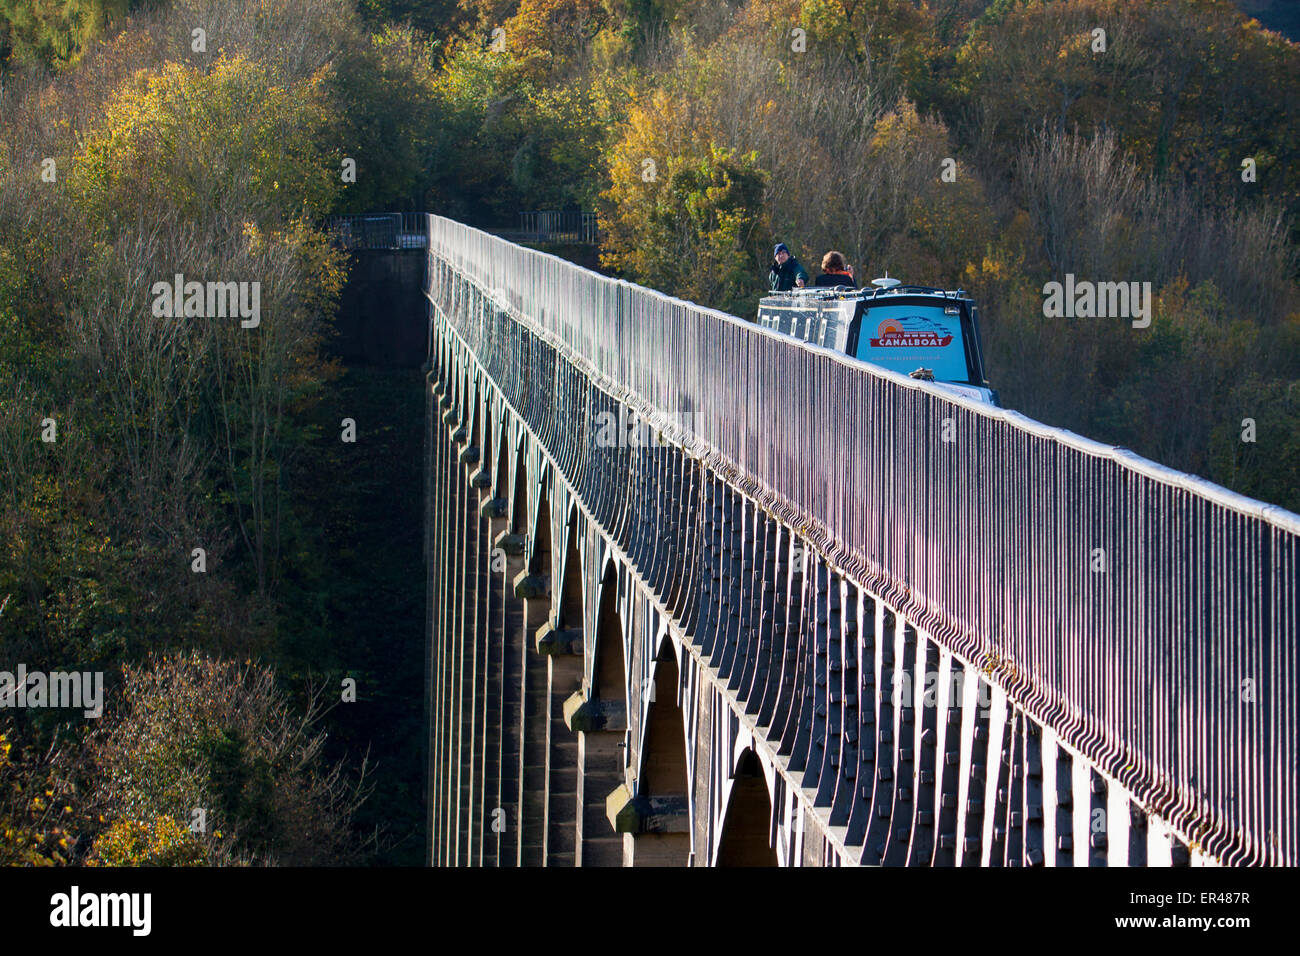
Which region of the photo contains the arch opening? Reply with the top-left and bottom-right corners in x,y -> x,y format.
716,750 -> 778,867
580,565 -> 626,866
559,509 -> 582,629
470,386 -> 484,453
530,486 -> 552,577
634,642 -> 690,867
494,426 -> 509,501
511,448 -> 528,535
517,470 -> 550,866
593,570 -> 624,703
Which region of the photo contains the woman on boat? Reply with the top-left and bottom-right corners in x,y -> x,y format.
814,251 -> 856,288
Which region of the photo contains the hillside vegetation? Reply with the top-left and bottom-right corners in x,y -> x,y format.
0,0 -> 1296,865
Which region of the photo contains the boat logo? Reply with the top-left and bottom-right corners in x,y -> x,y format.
869,316 -> 952,348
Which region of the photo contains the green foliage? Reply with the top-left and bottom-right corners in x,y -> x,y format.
87,653 -> 367,866
600,82 -> 770,313
0,0 -> 129,67
430,43 -> 613,223
951,0 -> 1300,218
355,0 -> 466,36
1090,279 -> 1259,475
74,54 -> 341,226
1209,321 -> 1300,511
0,0 -> 379,866
330,24 -> 444,212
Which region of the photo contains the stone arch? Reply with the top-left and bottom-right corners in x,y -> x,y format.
487,429 -> 520,868
469,379 -> 484,452
592,564 -> 625,704
633,637 -> 691,866
456,362 -> 470,425
493,431 -> 533,866
493,418 -> 510,502
540,504 -> 584,866
529,480 -> 553,579
475,406 -> 510,868
558,506 -> 583,629
572,561 -> 626,866
517,469 -> 551,865
511,443 -> 529,535
715,749 -> 778,867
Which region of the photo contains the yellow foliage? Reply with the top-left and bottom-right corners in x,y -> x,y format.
87,814 -> 207,867
0,733 -> 73,866
73,54 -> 339,226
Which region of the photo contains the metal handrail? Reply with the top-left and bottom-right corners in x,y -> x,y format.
325,212 -> 428,250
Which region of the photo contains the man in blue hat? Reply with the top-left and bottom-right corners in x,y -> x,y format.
768,243 -> 809,291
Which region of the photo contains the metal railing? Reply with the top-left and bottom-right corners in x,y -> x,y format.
423,213 -> 1299,865
496,210 -> 599,245
326,212 -> 428,250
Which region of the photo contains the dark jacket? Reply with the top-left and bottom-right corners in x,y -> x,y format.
769,256 -> 810,291
814,272 -> 856,288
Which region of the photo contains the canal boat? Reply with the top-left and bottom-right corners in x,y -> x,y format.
757,277 -> 999,406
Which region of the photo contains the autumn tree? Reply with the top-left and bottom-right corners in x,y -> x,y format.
0,725 -> 79,865
0,0 -> 133,67
502,0 -> 609,81
86,814 -> 207,866
600,85 -> 769,313
953,0 -> 1300,217
85,653 -> 371,866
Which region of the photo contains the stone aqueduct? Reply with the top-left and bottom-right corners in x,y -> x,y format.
412,214 -> 1298,867
425,342 -> 1209,868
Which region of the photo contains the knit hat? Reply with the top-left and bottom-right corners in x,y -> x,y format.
774,243 -> 790,257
